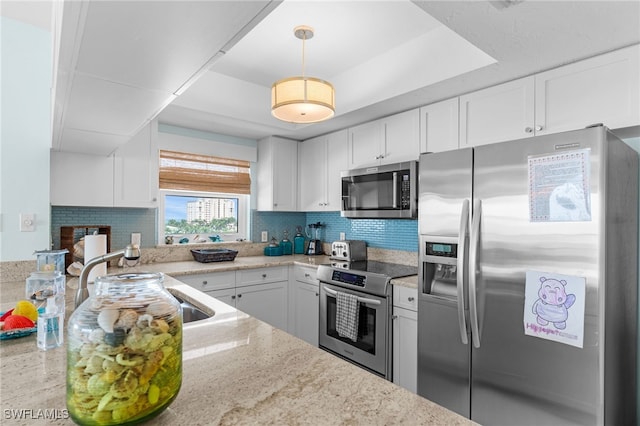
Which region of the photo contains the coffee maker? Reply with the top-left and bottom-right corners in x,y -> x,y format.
305,222 -> 325,255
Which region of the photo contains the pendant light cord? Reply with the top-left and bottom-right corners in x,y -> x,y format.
301,31 -> 306,78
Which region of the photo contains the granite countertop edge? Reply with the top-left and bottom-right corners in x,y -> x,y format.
0,257 -> 464,425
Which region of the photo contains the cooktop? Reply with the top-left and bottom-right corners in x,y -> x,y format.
328,260 -> 418,279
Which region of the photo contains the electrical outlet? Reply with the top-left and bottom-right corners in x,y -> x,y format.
261,231 -> 268,242
20,213 -> 35,232
131,233 -> 141,246
339,232 -> 346,240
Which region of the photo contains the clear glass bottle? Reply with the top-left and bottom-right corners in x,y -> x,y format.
26,271 -> 66,350
66,272 -> 182,425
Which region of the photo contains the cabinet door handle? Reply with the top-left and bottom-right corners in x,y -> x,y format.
315,292 -> 319,297
304,273 -> 311,278
262,273 -> 267,278
202,281 -> 208,285
525,127 -> 534,133
237,294 -> 242,298
392,315 -> 398,320
535,125 -> 543,131
231,295 -> 236,299
407,297 -> 415,302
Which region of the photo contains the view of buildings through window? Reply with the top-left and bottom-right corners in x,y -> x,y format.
165,195 -> 239,236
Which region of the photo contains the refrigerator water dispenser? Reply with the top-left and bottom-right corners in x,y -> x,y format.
422,240 -> 459,299
425,264 -> 457,298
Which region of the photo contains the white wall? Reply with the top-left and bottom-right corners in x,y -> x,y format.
0,17 -> 52,261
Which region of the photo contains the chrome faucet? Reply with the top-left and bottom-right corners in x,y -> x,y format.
74,244 -> 141,308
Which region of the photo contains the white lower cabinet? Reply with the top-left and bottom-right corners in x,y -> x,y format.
206,287 -> 236,306
235,281 -> 288,331
289,265 -> 319,346
178,266 -> 288,330
393,285 -> 418,393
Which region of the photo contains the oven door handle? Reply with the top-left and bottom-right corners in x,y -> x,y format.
323,286 -> 381,306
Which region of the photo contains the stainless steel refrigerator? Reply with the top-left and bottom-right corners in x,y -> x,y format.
417,126 -> 638,425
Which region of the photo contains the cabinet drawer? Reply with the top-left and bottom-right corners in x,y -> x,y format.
393,285 -> 418,311
237,266 -> 288,287
178,271 -> 236,292
294,266 -> 318,285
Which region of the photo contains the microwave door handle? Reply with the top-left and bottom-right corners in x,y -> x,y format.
457,199 -> 470,345
323,286 -> 381,306
392,172 -> 398,208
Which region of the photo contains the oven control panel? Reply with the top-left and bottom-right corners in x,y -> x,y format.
331,270 -> 366,287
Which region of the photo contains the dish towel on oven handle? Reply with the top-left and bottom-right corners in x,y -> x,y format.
336,291 -> 359,342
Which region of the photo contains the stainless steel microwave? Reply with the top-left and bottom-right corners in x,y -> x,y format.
341,161 -> 418,219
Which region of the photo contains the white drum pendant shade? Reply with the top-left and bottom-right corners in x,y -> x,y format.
271,76 -> 335,123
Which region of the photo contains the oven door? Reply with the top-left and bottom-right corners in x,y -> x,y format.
319,281 -> 390,378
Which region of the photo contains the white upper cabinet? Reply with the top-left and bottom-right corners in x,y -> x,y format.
51,121 -> 159,208
50,151 -> 115,207
420,98 -> 459,153
460,45 -> 639,147
534,44 -> 640,135
348,109 -> 420,169
459,77 -> 535,147
257,136 -> 298,211
326,130 -> 349,211
348,120 -> 382,169
113,121 -> 158,208
299,129 -> 348,212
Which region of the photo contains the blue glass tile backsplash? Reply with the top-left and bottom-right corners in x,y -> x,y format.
51,207 -> 157,250
52,208 -> 417,252
246,211 -> 418,251
250,210 -> 306,242
306,212 -> 418,252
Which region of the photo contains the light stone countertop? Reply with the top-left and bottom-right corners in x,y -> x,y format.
0,256 -> 466,425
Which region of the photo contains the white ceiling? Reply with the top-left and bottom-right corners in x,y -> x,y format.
3,1 -> 640,155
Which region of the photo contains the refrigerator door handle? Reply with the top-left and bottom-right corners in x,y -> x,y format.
469,199 -> 482,348
456,199 -> 470,345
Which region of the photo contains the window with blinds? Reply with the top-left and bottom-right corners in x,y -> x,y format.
158,150 -> 250,243
159,150 -> 251,194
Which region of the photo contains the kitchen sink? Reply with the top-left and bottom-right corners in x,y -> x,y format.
171,293 -> 212,323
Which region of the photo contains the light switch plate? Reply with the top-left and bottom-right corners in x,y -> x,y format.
261,231 -> 268,242
339,232 -> 346,240
131,232 -> 141,246
20,213 -> 35,232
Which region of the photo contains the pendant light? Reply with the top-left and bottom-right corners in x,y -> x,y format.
271,25 -> 335,124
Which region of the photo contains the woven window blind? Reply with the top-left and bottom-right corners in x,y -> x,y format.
159,150 -> 251,194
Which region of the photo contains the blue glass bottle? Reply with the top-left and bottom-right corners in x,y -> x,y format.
281,230 -> 293,255
293,226 -> 305,254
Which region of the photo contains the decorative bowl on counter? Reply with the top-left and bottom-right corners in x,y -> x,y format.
0,325 -> 37,340
190,248 -> 238,263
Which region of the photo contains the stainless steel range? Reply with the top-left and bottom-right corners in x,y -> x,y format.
317,256 -> 417,380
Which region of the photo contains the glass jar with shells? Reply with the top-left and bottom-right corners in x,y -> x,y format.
66,272 -> 182,425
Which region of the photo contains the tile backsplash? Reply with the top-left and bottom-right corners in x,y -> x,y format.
51,207 -> 418,252
306,212 -> 418,252
51,207 -> 157,250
